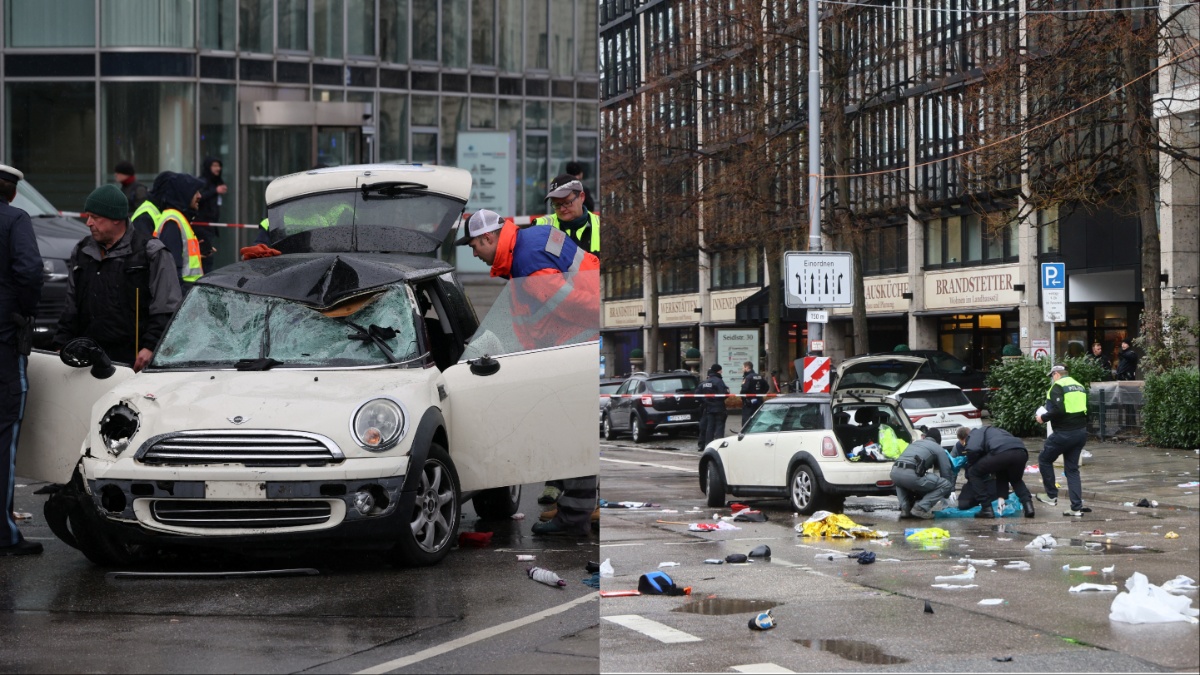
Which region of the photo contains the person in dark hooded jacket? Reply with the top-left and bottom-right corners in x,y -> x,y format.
195,157 -> 227,273
133,171 -> 205,287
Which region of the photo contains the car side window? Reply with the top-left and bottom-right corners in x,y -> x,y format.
745,405 -> 789,434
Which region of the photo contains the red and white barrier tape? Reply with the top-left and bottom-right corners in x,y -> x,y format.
60,211 -> 546,229
601,393 -> 781,399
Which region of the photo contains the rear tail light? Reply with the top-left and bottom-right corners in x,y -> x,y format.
875,479 -> 894,487
964,410 -> 981,419
822,437 -> 838,457
909,414 -> 930,423
640,395 -> 653,407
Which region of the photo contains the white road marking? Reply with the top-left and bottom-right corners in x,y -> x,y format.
600,457 -> 696,473
600,542 -> 645,548
731,664 -> 797,673
604,615 -> 703,643
604,446 -> 693,458
355,592 -> 598,674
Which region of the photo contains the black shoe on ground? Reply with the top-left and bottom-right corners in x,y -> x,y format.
0,539 -> 43,556
975,506 -> 996,519
1021,499 -> 1035,518
531,519 -> 590,537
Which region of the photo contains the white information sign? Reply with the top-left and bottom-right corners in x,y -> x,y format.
1041,262 -> 1066,323
784,251 -> 854,308
456,131 -> 517,273
716,329 -> 759,391
806,310 -> 829,324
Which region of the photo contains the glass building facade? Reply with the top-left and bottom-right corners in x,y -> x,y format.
2,0 -> 599,267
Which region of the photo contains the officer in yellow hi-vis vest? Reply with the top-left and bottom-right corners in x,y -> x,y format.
1035,364 -> 1090,517
534,174 -> 599,254
130,171 -> 207,288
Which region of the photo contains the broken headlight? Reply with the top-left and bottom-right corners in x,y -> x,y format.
98,403 -> 140,456
351,398 -> 405,452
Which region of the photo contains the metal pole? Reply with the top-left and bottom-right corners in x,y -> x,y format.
807,0 -> 822,355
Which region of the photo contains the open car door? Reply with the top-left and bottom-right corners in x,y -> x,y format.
16,349 -> 135,484
442,270 -> 599,492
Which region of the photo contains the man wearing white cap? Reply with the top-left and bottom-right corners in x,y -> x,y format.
1036,364 -> 1090,516
0,163 -> 44,555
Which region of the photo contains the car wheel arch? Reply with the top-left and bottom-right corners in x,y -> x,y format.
786,452 -> 827,487
699,451 -> 725,493
403,407 -> 449,494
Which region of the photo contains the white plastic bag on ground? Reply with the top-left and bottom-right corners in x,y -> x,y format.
1162,575 -> 1200,594
1026,534 -> 1057,550
1070,583 -> 1118,593
1004,561 -> 1032,571
1109,572 -> 1200,624
935,565 -> 976,581
599,558 -> 615,578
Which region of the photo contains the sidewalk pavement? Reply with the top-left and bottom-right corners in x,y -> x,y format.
1021,436 -> 1200,512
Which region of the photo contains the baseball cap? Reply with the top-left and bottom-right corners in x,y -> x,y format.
1049,364 -> 1067,376
454,209 -> 503,245
0,163 -> 24,183
546,174 -> 583,200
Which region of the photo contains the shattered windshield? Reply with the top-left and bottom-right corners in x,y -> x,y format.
154,284 -> 421,369
461,270 -> 599,361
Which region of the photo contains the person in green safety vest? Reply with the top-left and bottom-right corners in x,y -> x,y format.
533,174 -> 599,254
131,172 -> 206,288
1035,364 -> 1090,517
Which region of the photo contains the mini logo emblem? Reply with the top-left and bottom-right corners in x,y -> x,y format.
228,416 -> 249,425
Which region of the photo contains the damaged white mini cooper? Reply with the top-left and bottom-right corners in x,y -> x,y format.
18,164 -> 599,566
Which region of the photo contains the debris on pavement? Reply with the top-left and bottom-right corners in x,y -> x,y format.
748,609 -> 776,631
905,528 -> 951,543
1102,565 -> 1116,574
658,562 -> 680,568
798,511 -> 887,539
599,590 -> 641,597
855,551 -> 876,565
528,566 -> 567,588
511,512 -> 525,520
935,565 -> 976,581
1109,572 -> 1200,624
600,559 -> 615,578
1063,565 -> 1093,572
12,511 -> 32,520
1003,561 -> 1032,571
726,554 -> 749,564
931,583 -> 979,589
689,522 -> 741,532
458,531 -> 493,547
516,555 -> 536,561
1026,534 -> 1058,550
958,557 -> 997,567
1164,531 -> 1180,539
1069,583 -> 1118,593
747,545 -> 771,559
1178,482 -> 1200,488
993,656 -> 1013,662
1161,576 -> 1199,593
638,571 -> 689,596
924,600 -> 934,614
733,510 -> 768,522
978,599 -> 1005,605
1135,498 -> 1159,508
704,559 -> 724,565
583,572 -> 600,588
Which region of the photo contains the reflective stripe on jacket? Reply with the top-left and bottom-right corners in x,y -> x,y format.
535,211 -> 600,253
152,209 -> 204,282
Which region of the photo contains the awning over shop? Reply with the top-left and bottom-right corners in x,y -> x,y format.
734,287 -> 807,324
912,306 -> 1018,317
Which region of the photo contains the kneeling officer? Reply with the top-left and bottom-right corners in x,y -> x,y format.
890,427 -> 953,519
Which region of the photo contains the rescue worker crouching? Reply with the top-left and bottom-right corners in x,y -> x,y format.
959,425 -> 1035,519
52,185 -> 182,371
890,427 -> 953,519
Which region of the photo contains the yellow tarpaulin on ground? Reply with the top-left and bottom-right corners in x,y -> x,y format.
798,511 -> 888,539
905,527 -> 951,543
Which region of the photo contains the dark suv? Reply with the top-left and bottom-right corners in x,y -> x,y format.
604,371 -> 702,443
873,350 -> 990,410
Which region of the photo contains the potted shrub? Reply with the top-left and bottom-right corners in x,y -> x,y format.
684,347 -> 701,372
629,348 -> 645,371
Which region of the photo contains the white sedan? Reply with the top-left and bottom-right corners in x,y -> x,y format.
894,379 -> 983,448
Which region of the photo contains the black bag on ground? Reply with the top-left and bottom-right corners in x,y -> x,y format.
638,571 -> 687,596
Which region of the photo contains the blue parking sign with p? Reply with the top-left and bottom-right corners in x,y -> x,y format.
1041,262 -> 1065,289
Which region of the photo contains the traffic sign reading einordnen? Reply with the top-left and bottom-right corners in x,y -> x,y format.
785,251 -> 854,308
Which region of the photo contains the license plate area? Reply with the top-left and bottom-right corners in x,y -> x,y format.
667,414 -> 691,422
204,481 -> 267,500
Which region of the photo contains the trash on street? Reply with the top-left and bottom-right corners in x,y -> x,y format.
658,561 -> 681,568
599,590 -> 641,597
978,599 -> 1005,605
1164,531 -> 1180,539
905,528 -> 951,543
1026,534 -> 1058,550
528,566 -> 567,588
1003,561 -> 1031,571
638,571 -> 689,596
931,583 -> 979,589
800,511 -> 888,539
459,531 -> 493,547
748,609 -> 776,631
689,522 -> 741,532
600,558 -> 615,578
747,545 -> 771,558
958,557 -> 996,567
1069,583 -> 1118,592
935,565 -> 976,581
1109,572 -> 1200,624
704,558 -> 724,565
1161,575 -> 1199,593
726,553 -> 749,563
1063,565 -> 1093,572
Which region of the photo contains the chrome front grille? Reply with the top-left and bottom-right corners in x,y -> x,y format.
151,500 -> 332,528
137,430 -> 344,467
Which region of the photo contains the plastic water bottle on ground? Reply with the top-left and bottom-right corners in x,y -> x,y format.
528,566 -> 567,588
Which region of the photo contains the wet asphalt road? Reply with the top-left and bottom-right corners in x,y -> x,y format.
1,481 -> 599,674
598,432 -> 1200,673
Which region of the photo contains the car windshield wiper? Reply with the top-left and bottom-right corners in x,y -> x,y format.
344,320 -> 400,363
360,181 -> 428,200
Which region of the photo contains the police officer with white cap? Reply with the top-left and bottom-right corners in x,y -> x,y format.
0,163 -> 44,556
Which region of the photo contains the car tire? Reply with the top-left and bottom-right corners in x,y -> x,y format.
788,465 -> 823,515
390,443 -> 461,567
705,462 -> 727,508
630,415 -> 646,443
62,471 -> 146,567
471,484 -> 522,520
603,414 -> 617,441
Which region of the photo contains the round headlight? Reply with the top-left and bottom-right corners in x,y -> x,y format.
99,403 -> 140,456
352,398 -> 405,451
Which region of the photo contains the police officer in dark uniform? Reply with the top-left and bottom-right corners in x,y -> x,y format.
1036,364 -> 1090,516
697,363 -> 730,451
739,361 -> 769,427
0,163 -> 44,556
960,424 -> 1035,519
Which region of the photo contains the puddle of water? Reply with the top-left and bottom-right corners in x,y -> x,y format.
673,598 -> 779,615
1067,539 -> 1161,554
795,638 -> 909,665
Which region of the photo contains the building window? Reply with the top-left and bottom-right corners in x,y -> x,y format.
442,0 -> 468,67
658,257 -> 698,294
380,93 -> 409,160
1038,205 -> 1059,255
523,133 -> 549,214
924,212 -> 1017,268
201,0 -> 237,50
102,82 -> 196,183
440,96 -> 465,165
240,0 -> 273,53
315,0 -> 343,57
6,82 -> 95,208
863,224 -> 908,275
347,0 -> 376,56
550,0 -> 573,76
6,0 -> 94,47
413,0 -> 438,61
527,0 -> 548,70
710,248 -> 763,290
470,98 -> 496,128
577,0 -> 597,72
498,0 -> 523,72
472,0 -> 496,66
381,0 -> 409,63
102,0 -> 195,47
604,264 -> 643,300
278,0 -> 308,51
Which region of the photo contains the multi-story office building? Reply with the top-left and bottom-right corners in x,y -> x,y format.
599,0 -> 1198,382
2,0 -> 599,272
